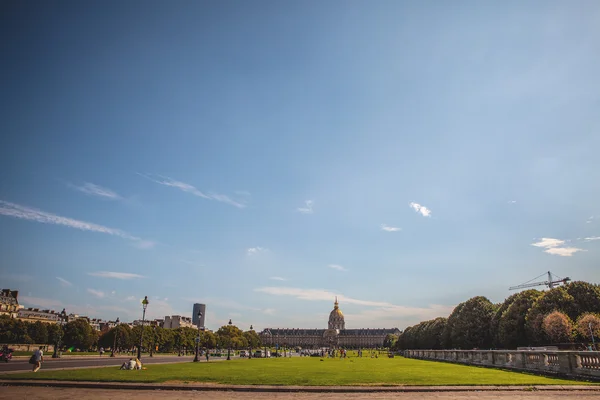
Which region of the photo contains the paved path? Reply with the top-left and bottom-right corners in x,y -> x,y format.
1,387 -> 599,400
0,355 -> 202,373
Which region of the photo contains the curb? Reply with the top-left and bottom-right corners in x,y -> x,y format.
1,381 -> 599,392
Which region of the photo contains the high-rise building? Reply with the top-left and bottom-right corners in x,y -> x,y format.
192,303 -> 206,328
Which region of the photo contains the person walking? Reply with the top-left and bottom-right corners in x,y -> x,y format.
32,346 -> 44,372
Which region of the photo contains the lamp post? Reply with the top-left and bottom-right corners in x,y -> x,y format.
52,309 -> 67,358
193,311 -> 203,362
227,319 -> 232,360
137,296 -> 149,360
248,325 -> 253,359
110,317 -> 120,357
590,322 -> 597,350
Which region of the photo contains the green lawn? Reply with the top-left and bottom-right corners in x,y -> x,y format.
2,356 -> 591,386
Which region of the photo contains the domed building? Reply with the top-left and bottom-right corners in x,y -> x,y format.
259,298 -> 400,349
328,297 -> 345,330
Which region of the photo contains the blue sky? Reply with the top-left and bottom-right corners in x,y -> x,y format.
1,1 -> 600,331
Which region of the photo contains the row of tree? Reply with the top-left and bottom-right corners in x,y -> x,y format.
0,315 -> 262,353
394,281 -> 600,350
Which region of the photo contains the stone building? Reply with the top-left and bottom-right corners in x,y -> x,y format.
0,289 -> 20,318
163,315 -> 194,329
259,298 -> 401,349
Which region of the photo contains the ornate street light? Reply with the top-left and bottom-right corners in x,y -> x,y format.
110,317 -> 120,357
137,296 -> 149,360
193,311 -> 203,362
227,319 -> 232,360
150,323 -> 157,357
52,308 -> 67,358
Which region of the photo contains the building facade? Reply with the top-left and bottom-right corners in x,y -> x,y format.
259,298 -> 401,349
163,315 -> 194,329
192,303 -> 206,328
17,308 -> 62,323
0,289 -> 20,318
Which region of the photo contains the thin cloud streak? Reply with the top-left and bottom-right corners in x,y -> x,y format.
328,264 -> 347,272
138,173 -> 246,208
0,200 -> 153,248
380,224 -> 401,232
70,182 -> 121,200
88,271 -> 145,280
87,288 -> 105,298
247,247 -> 267,255
269,276 -> 287,281
254,287 -> 453,318
56,277 -> 72,287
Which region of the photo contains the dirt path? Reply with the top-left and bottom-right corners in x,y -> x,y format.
1,387 -> 600,400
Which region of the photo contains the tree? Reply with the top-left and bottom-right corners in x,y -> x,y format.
243,330 -> 261,349
216,324 -> 244,349
63,319 -> 95,350
496,289 -> 542,349
564,281 -> 600,319
575,313 -> 600,344
542,311 -> 574,343
47,323 -> 64,347
447,296 -> 497,349
27,321 -> 48,344
201,330 -> 217,349
99,324 -> 132,352
383,334 -> 399,348
525,286 -> 575,345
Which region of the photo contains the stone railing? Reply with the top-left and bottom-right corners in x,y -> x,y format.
403,349 -> 600,381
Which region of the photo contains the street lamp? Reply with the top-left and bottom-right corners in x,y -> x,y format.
52,309 -> 67,358
150,323 -> 157,357
248,325 -> 253,359
590,322 -> 597,350
110,318 -> 120,357
137,296 -> 149,360
227,319 -> 232,360
193,311 -> 203,362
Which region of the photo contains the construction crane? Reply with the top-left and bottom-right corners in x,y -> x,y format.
509,271 -> 571,291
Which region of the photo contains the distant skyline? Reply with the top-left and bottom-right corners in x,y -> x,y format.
1,1 -> 600,331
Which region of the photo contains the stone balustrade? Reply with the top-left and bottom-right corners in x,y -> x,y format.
403,349 -> 600,381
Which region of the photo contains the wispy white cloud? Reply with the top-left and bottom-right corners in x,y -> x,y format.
88,271 -> 145,279
87,288 -> 105,298
56,277 -> 72,287
269,276 -> 287,281
254,287 -> 454,322
587,216 -> 595,224
70,182 -> 121,200
508,200 -> 517,204
138,173 -> 246,208
296,200 -> 314,214
584,236 -> 600,241
0,200 -> 154,249
263,308 -> 276,315
531,237 -> 584,257
409,202 -> 432,217
20,296 -> 63,309
328,264 -> 347,272
380,224 -> 401,232
247,247 -> 267,256
125,296 -> 137,301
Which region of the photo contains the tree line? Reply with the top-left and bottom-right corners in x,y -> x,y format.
393,281 -> 600,350
0,315 -> 261,353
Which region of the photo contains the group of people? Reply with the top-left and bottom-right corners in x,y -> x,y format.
120,358 -> 143,370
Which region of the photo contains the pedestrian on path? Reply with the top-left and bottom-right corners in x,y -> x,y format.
31,346 -> 44,372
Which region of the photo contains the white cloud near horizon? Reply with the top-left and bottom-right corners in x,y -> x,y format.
247,247 -> 267,256
254,286 -> 454,321
56,277 -> 72,287
409,202 -> 432,217
531,237 -> 584,257
584,236 -> 600,241
88,271 -> 145,279
70,182 -> 121,200
380,224 -> 401,232
87,288 -> 105,298
297,200 -> 314,214
138,173 -> 246,208
269,276 -> 287,281
0,200 -> 154,249
328,264 -> 347,272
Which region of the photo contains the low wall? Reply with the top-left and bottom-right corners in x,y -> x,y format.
403,349 -> 600,381
0,344 -> 54,352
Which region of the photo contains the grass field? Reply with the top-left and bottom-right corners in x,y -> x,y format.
2,356 -> 591,386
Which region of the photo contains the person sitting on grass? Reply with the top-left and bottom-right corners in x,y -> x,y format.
120,358 -> 142,370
